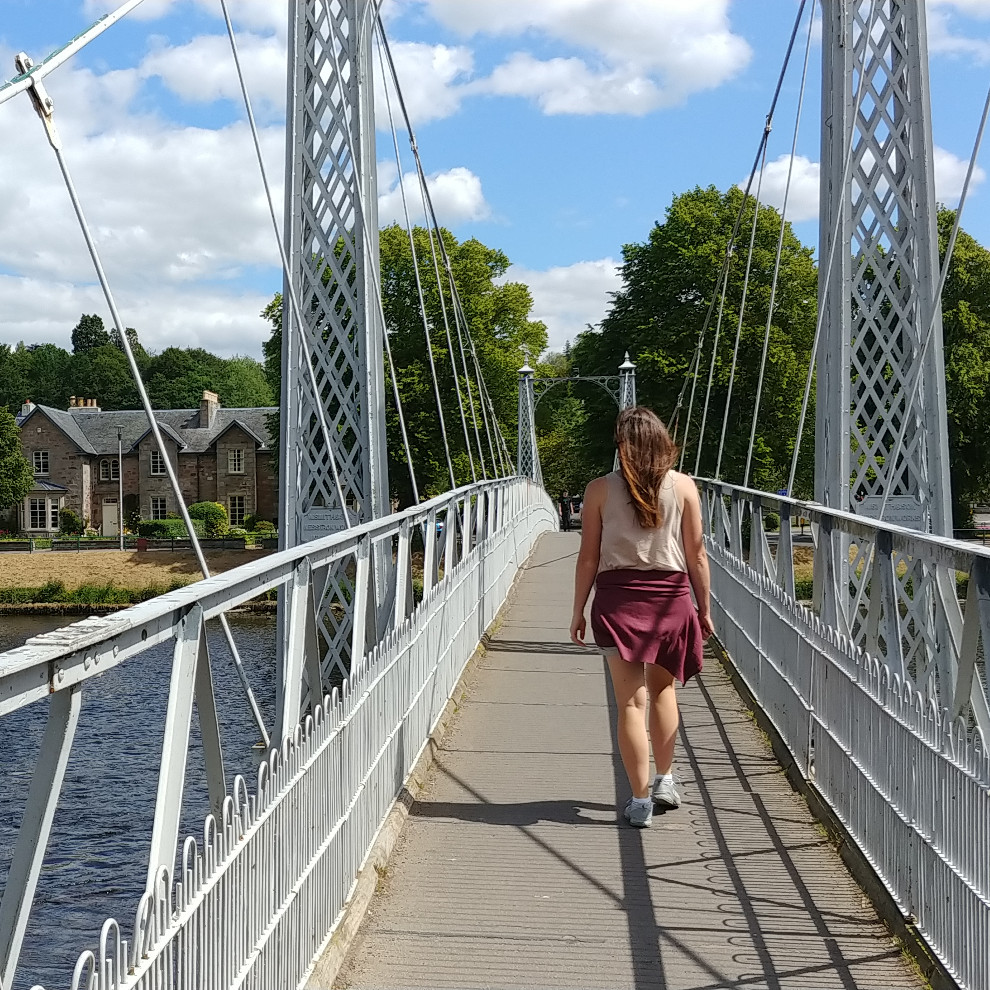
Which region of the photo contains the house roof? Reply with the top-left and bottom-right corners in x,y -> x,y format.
30,480 -> 68,493
23,405 -> 276,455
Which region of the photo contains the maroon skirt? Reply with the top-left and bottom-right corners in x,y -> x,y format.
590,569 -> 703,684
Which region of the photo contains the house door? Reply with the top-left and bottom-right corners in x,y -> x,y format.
103,499 -> 119,537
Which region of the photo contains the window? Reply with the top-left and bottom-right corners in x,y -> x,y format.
50,501 -> 59,530
151,497 -> 167,520
29,498 -> 46,529
33,450 -> 49,476
150,450 -> 166,476
227,448 -> 244,474
111,459 -> 119,481
228,495 -> 245,527
100,459 -> 120,481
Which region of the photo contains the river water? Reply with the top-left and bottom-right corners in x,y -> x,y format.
0,613 -> 278,990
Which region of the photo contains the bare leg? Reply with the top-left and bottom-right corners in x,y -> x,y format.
645,663 -> 679,775
606,655 -> 650,798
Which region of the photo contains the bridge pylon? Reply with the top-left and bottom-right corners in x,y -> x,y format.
818,0 -> 954,694
278,0 -> 389,720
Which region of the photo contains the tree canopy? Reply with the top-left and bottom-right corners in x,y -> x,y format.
263,224 -> 546,506
0,410 -> 33,513
938,208 -> 990,523
0,321 -> 272,416
568,185 -> 818,495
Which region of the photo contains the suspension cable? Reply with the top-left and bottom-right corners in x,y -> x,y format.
788,0 -> 881,495
744,0 -> 816,489
675,0 -> 808,474
714,137 -> 769,479
376,36 -> 457,491
691,255 -> 734,475
17,60 -> 269,746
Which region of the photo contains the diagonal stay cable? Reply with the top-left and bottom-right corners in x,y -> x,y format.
679,0 -> 809,472
376,23 -> 478,483
217,0 -> 355,528
375,35 -> 457,491
15,57 -> 269,747
788,0 -> 881,495
744,0 -> 816,489
691,254 -> 734,476
714,136 -> 770,480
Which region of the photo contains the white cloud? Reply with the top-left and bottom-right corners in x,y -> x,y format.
84,0 -> 288,36
743,155 -> 820,223
376,42 -> 474,126
485,54 -> 663,115
504,259 -> 621,353
140,33 -> 287,115
377,165 -> 491,226
0,275 -> 273,356
934,145 -> 986,203
927,2 -> 990,60
420,0 -> 751,113
737,147 -> 983,222
0,53 -> 284,355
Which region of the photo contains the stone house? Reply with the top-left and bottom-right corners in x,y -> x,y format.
13,392 -> 278,536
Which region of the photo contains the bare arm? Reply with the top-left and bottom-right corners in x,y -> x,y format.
570,477 -> 606,646
679,476 -> 714,638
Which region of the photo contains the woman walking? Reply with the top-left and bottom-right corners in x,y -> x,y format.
569,407 -> 713,828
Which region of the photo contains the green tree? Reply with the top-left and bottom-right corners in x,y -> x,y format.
0,343 -> 34,413
0,409 -> 33,514
68,344 -> 140,410
71,313 -> 110,354
938,209 -> 990,525
218,355 -> 274,407
572,185 -> 818,494
144,347 -> 227,408
263,226 -> 547,506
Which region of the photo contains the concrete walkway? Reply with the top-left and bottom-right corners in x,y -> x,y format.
336,533 -> 924,990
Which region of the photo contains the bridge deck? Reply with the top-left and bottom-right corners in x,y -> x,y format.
335,533 -> 923,989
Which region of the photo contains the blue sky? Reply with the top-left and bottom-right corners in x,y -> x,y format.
2,0 -> 990,361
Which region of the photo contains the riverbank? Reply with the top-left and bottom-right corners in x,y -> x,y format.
0,548 -> 273,612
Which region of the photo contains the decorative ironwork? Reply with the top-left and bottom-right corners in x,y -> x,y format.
818,0 -> 953,696
279,0 -> 389,685
517,352 -> 637,483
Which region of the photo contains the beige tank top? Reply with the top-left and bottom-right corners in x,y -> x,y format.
598,469 -> 687,574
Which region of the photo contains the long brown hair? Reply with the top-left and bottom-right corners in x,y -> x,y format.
615,407 -> 679,528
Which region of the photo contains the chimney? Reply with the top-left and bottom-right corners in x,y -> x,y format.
68,396 -> 101,413
200,390 -> 220,429
20,399 -> 35,418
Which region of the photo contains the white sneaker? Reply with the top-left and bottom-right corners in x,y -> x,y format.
623,798 -> 653,828
651,776 -> 681,810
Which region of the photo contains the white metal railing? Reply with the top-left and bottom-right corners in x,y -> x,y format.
699,478 -> 990,990
0,477 -> 557,990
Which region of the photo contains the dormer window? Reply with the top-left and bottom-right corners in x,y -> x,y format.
33,450 -> 49,476
228,448 -> 244,474
150,450 -> 166,476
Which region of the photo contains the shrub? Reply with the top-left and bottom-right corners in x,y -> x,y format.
137,520 -> 178,538
244,514 -> 258,531
764,512 -> 781,532
59,508 -> 84,535
188,501 -> 228,538
37,580 -> 67,602
794,577 -> 814,601
255,519 -> 276,536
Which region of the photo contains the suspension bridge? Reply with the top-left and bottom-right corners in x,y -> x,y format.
0,2 -> 988,989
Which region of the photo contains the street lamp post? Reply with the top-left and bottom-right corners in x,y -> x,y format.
117,426 -> 124,551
